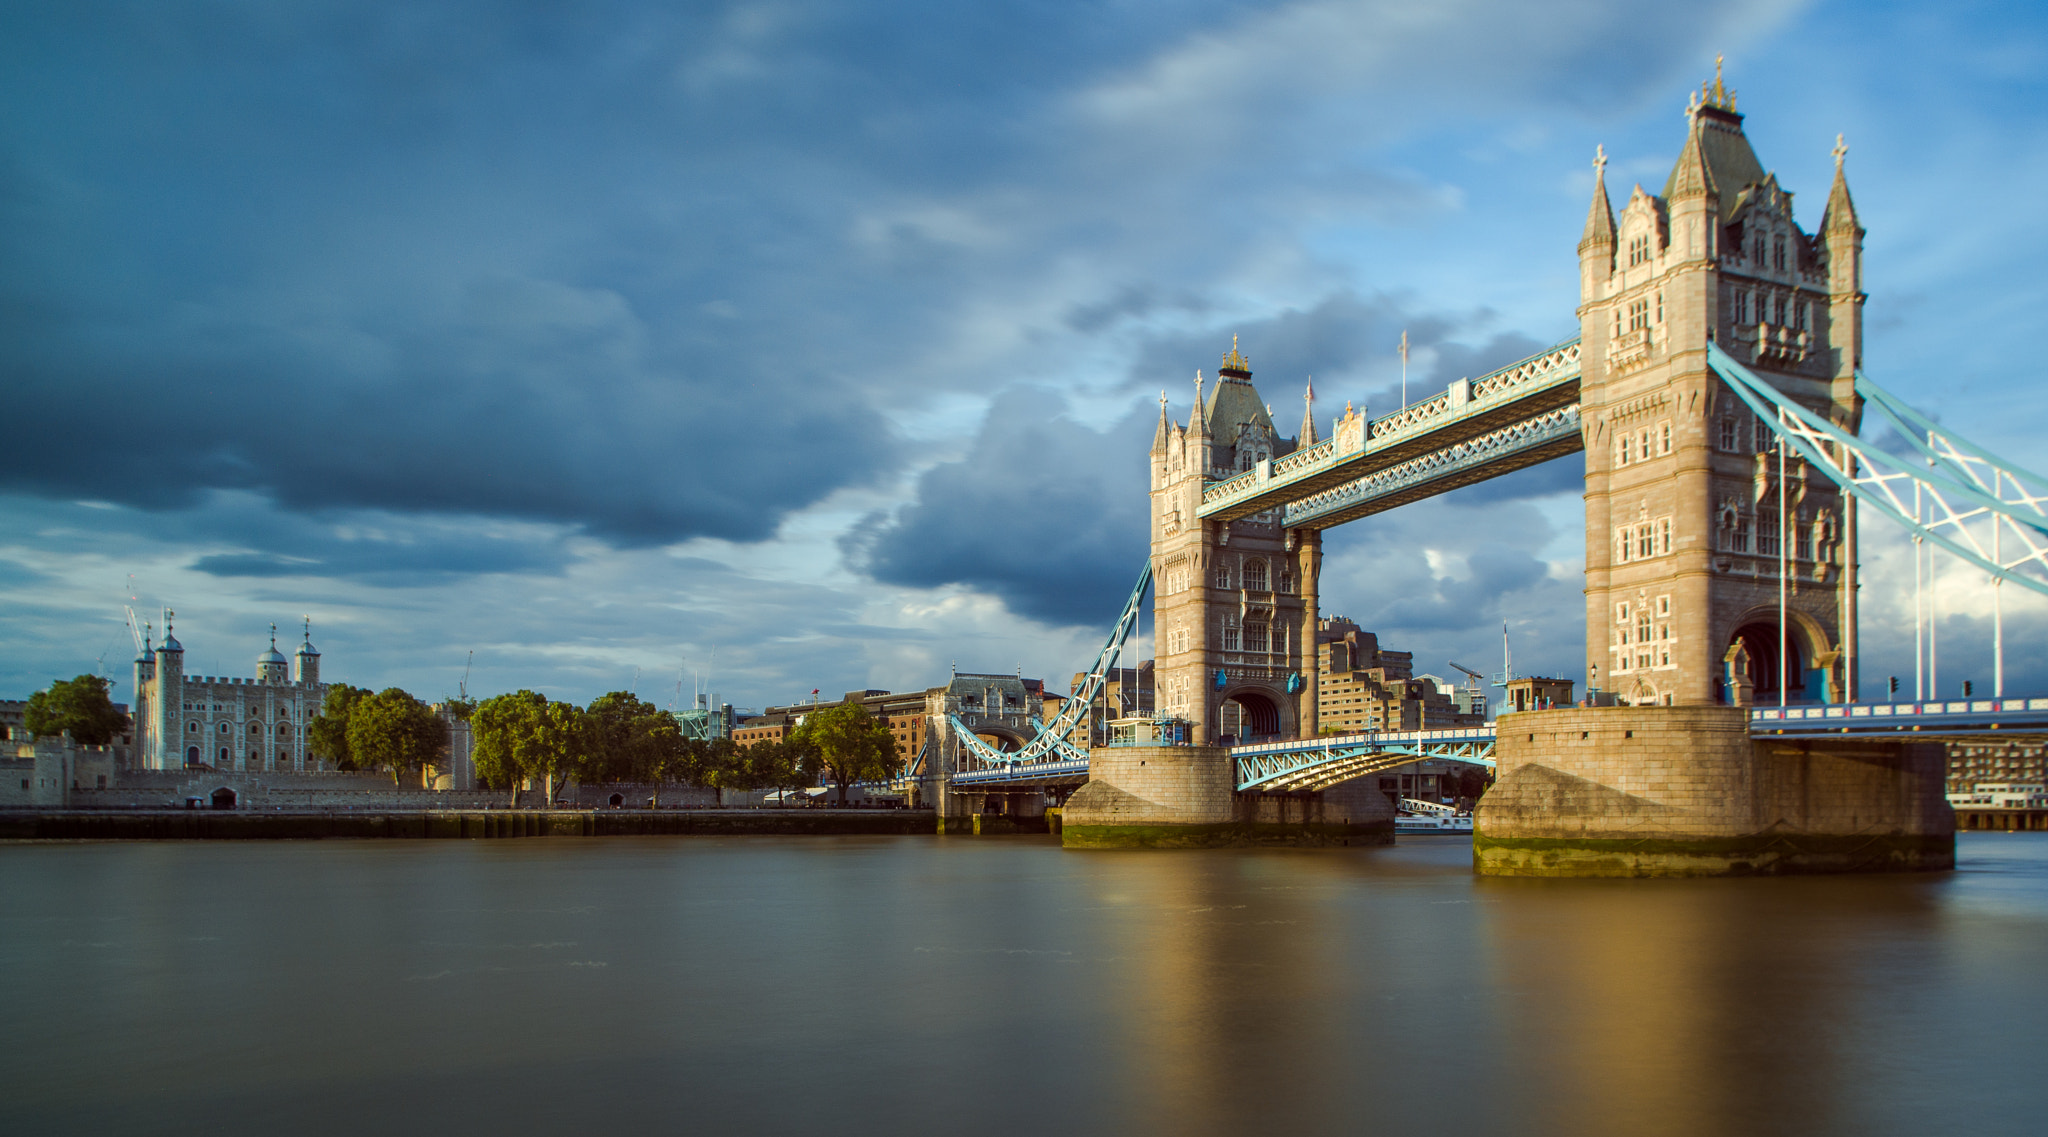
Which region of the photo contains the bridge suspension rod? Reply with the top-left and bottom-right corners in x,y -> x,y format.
948,562 -> 1151,770
1706,343 -> 2048,598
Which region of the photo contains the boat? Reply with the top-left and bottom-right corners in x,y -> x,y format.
1395,797 -> 1474,834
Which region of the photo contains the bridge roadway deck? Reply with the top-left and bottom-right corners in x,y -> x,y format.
1198,337 -> 1581,525
937,701 -> 2048,793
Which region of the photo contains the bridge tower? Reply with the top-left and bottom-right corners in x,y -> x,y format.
1150,342 -> 1321,744
1577,65 -> 1863,707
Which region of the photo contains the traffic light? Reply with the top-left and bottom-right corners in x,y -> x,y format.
1963,680 -> 1974,698
1888,676 -> 1899,697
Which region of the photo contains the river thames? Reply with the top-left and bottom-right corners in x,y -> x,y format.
4,833 -> 2044,1136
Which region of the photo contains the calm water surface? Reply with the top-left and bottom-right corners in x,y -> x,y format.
4,833 -> 2045,1136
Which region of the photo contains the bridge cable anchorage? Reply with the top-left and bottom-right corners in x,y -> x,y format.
1706,344 -> 2048,596
943,562 -> 1152,780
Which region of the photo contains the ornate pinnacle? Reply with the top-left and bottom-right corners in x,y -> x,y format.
1832,133 -> 1848,171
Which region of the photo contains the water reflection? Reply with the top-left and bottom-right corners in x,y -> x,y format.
0,836 -> 2043,1137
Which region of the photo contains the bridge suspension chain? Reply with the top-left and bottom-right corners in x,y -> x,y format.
1707,343 -> 2048,597
947,562 -> 1151,771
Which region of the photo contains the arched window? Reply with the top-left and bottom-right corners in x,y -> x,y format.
248,723 -> 260,735
277,724 -> 288,737
187,721 -> 199,734
1243,559 -> 1269,591
217,722 -> 230,734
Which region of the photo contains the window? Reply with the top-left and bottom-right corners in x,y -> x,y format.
1659,421 -> 1672,455
1719,419 -> 1736,452
1637,607 -> 1653,648
1656,290 -> 1664,323
1797,521 -> 1814,561
1244,622 -> 1270,652
1637,524 -> 1655,560
1215,565 -> 1232,589
1639,429 -> 1652,460
1754,418 -> 1772,453
1278,570 -> 1293,593
1773,235 -> 1786,271
1731,515 -> 1751,553
1617,434 -> 1631,466
1659,518 -> 1672,554
1221,616 -> 1240,651
217,722 -> 229,734
1616,528 -> 1632,564
187,721 -> 198,734
1629,298 -> 1649,332
1243,559 -> 1269,591
1629,234 -> 1651,266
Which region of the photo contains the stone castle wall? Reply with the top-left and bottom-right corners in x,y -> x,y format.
1062,744 -> 1393,847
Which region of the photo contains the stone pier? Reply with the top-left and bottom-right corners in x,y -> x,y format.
1474,706 -> 1954,876
1061,744 -> 1394,848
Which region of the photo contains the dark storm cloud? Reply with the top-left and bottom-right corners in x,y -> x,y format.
843,387 -> 1154,626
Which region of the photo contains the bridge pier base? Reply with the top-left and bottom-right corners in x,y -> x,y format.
1474,707 -> 1954,877
1061,745 -> 1394,848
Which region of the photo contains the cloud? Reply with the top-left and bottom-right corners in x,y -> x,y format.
843,386 -> 1154,626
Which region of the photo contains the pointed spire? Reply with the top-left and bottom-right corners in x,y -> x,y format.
1822,133 -> 1861,237
1667,114 -> 1719,203
1189,370 -> 1208,436
1579,144 -> 1616,254
1299,379 -> 1318,446
1151,389 -> 1172,454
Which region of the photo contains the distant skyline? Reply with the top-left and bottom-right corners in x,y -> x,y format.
3,0 -> 2044,709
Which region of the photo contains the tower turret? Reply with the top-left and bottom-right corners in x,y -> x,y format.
294,617 -> 321,686
258,623 -> 290,685
152,611 -> 184,770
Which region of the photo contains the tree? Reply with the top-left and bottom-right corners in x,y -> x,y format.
307,684 -> 372,769
346,688 -> 450,786
472,690 -> 547,807
529,700 -> 589,807
23,675 -> 131,745
586,691 -> 662,784
791,703 -> 894,805
637,720 -> 687,807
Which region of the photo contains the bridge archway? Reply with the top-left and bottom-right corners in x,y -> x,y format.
1217,688 -> 1287,746
1722,610 -> 1826,704
972,724 -> 1031,752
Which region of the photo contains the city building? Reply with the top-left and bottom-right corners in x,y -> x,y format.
1946,739 -> 2047,793
132,615 -> 330,772
1315,618 -> 1482,732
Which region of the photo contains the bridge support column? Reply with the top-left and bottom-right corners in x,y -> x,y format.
1473,707 -> 1953,876
1062,745 -> 1393,848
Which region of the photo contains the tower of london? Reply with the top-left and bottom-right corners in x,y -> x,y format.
131,617 -> 331,771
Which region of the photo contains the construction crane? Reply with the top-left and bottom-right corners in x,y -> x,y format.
1448,661 -> 1489,721
459,650 -> 473,701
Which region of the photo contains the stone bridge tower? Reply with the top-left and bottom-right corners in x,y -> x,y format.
1578,64 -> 1863,707
1150,342 -> 1322,744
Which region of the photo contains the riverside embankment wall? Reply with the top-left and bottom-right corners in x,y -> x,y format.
0,808 -> 939,841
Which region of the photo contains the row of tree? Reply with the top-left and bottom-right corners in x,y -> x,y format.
465,691 -> 900,807
19,673 -> 902,809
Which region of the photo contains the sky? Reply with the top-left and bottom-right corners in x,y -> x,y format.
3,0 -> 2045,712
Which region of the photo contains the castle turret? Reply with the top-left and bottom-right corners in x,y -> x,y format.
294,618 -> 321,686
258,623 -> 290,685
152,612 -> 184,769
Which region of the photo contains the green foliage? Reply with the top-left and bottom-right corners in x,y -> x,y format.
346,687 -> 449,785
23,675 -> 131,745
469,690 -> 590,807
585,690 -> 663,784
307,684 -> 372,769
792,703 -> 894,804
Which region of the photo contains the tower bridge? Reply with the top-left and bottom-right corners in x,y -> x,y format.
918,67 -> 2044,872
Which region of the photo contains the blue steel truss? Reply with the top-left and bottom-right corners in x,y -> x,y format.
1230,728 -> 1497,793
947,563 -> 1151,773
1283,406 -> 1583,528
1706,343 -> 2048,597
